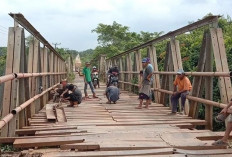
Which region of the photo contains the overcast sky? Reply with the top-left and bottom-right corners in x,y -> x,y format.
0,0 -> 232,51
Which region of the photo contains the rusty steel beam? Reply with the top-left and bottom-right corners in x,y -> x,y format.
107,15 -> 219,60
9,13 -> 65,61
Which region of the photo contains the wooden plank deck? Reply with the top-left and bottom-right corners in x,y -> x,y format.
7,75 -> 232,156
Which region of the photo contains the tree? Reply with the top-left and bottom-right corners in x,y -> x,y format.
91,21 -> 163,59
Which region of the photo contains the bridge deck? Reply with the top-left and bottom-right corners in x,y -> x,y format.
5,76 -> 232,156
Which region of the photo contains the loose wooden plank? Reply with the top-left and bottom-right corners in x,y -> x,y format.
55,106 -> 67,122
46,104 -> 56,120
13,136 -> 84,148
42,148 -> 174,157
176,148 -> 232,155
15,126 -> 77,135
35,129 -> 87,136
60,142 -> 100,151
0,133 -> 83,144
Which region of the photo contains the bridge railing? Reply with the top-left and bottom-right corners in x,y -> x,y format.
0,13 -> 70,137
101,15 -> 232,130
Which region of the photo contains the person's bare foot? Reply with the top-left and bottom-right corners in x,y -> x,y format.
106,101 -> 111,104
135,106 -> 142,109
144,106 -> 149,109
143,102 -> 151,105
93,94 -> 98,98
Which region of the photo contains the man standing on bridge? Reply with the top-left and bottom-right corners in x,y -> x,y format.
171,69 -> 192,114
83,62 -> 98,99
136,58 -> 154,109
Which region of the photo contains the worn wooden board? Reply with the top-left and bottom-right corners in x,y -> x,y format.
55,106 -> 67,122
42,148 -> 174,157
46,104 -> 56,120
13,136 -> 84,148
60,142 -> 100,151
35,129 -> 87,136
176,148 -> 232,155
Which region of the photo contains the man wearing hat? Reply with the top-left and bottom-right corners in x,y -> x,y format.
83,62 -> 98,98
136,57 -> 154,109
171,69 -> 192,114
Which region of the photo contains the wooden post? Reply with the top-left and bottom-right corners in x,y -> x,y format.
134,50 -> 140,86
33,39 -> 40,113
119,57 -> 124,89
127,54 -> 132,91
168,44 -> 174,109
1,26 -> 26,136
18,28 -> 26,129
125,55 -> 129,91
210,28 -> 232,103
42,47 -> 47,107
50,52 -> 54,86
205,32 -> 213,130
1,27 -> 15,137
44,48 -> 48,102
149,45 -> 161,103
160,42 -> 170,105
39,48 -> 44,109
27,37 -> 34,118
189,32 -> 207,118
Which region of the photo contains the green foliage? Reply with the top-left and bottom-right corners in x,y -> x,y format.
79,49 -> 94,66
1,144 -> 17,152
0,47 -> 7,75
56,48 -> 71,60
91,21 -> 163,59
67,72 -> 75,82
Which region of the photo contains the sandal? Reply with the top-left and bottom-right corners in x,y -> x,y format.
212,139 -> 228,146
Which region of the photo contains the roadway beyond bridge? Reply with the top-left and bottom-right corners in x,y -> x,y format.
1,75 -> 232,157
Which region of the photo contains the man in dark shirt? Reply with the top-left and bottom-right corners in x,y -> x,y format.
107,65 -> 119,87
105,84 -> 120,104
61,84 -> 82,107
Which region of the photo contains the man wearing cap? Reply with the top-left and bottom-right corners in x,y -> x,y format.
83,62 -> 98,98
136,58 -> 154,109
171,69 -> 192,114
